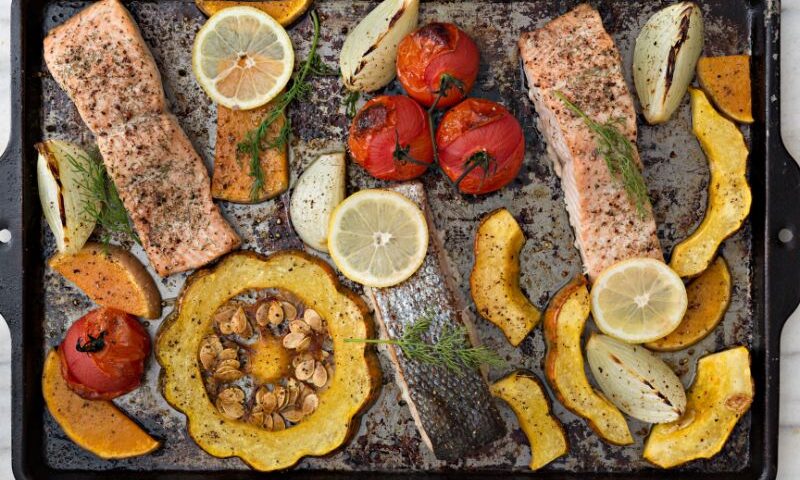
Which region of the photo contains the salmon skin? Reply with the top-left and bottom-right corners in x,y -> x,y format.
44,0 -> 240,276
518,4 -> 663,281
365,182 -> 505,462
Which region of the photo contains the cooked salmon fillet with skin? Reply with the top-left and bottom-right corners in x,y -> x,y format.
519,4 -> 662,281
44,0 -> 240,276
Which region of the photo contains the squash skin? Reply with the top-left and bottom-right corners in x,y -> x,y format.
42,349 -> 160,459
670,88 -> 751,278
646,256 -> 731,351
156,250 -> 381,471
543,277 -> 633,445
470,209 -> 541,346
490,370 -> 568,470
195,0 -> 313,25
643,346 -> 754,468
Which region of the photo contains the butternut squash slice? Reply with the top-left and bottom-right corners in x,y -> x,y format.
491,371 -> 568,470
670,88 -> 751,278
543,277 -> 633,445
49,243 -> 162,319
156,251 -> 381,471
471,209 -> 541,346
646,256 -> 731,351
42,349 -> 160,459
643,346 -> 754,468
211,103 -> 289,203
196,0 -> 312,26
697,55 -> 753,124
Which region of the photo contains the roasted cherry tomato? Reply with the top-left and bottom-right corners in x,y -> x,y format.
348,95 -> 434,181
436,98 -> 525,195
60,308 -> 150,400
396,23 -> 480,109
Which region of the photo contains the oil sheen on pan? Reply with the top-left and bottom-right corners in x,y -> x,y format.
39,0 -> 753,473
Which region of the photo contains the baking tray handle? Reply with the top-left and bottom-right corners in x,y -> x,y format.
768,137 -> 800,326
0,0 -> 23,338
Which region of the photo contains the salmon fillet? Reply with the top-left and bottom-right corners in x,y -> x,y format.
519,4 -> 662,280
365,182 -> 505,461
44,0 -> 239,276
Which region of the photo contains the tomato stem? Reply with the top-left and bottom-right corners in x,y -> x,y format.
453,150 -> 497,191
76,331 -> 107,353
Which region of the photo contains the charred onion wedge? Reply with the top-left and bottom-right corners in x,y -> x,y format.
156,251 -> 381,471
471,209 -> 540,346
643,346 -> 754,468
670,88 -> 751,278
543,277 -> 633,445
646,256 -> 731,351
491,371 -> 568,470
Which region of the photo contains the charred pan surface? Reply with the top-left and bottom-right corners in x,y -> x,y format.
39,0 -> 753,474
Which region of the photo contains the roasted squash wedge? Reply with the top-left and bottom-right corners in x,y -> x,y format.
646,256 -> 731,351
471,209 -> 541,346
697,55 -> 753,124
156,251 -> 380,471
211,104 -> 289,203
196,0 -> 312,25
643,346 -> 754,468
670,88 -> 751,278
491,370 -> 568,470
49,243 -> 162,319
43,349 -> 160,459
543,277 -> 633,445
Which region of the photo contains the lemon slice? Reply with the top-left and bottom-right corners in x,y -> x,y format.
590,258 -> 688,343
192,7 -> 294,110
328,189 -> 429,288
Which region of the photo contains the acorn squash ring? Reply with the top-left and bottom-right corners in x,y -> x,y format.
156,251 -> 381,471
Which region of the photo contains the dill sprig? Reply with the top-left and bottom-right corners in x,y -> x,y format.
555,91 -> 651,217
345,310 -> 506,375
67,149 -> 139,246
343,90 -> 360,118
237,10 -> 332,202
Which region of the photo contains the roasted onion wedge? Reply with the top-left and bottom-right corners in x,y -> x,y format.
290,152 -> 346,252
543,277 -> 633,445
340,0 -> 419,92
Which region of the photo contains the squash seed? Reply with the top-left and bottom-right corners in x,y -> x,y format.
312,362 -> 328,388
289,320 -> 312,335
295,359 -> 315,381
272,412 -> 286,431
282,408 -> 304,423
304,309 -> 323,332
283,332 -> 308,349
282,302 -> 298,321
302,393 -> 319,415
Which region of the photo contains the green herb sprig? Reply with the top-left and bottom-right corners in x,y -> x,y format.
238,10 -> 333,201
343,90 -> 361,118
555,91 -> 650,217
345,311 -> 506,375
68,150 -> 139,247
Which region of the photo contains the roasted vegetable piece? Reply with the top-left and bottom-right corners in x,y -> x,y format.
646,256 -> 731,351
396,22 -> 480,109
212,104 -> 289,203
670,88 -> 751,278
470,209 -> 540,346
633,2 -> 704,124
290,153 -> 346,252
586,334 -> 686,424
697,55 -> 753,124
348,95 -> 434,181
49,243 -> 162,319
43,349 -> 160,459
36,140 -> 98,254
490,371 -> 568,470
543,277 -> 633,445
340,0 -> 419,92
195,0 -> 312,25
436,98 -> 525,194
643,346 -> 754,468
156,251 -> 381,471
61,308 -> 151,400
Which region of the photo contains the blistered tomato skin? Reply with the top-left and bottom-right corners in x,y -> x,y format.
437,98 -> 525,195
60,308 -> 150,400
396,23 -> 480,109
348,95 -> 434,181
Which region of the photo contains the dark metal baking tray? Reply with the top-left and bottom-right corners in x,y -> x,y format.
0,0 -> 798,478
